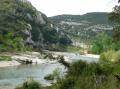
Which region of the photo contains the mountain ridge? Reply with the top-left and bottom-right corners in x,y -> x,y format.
49,12 -> 113,44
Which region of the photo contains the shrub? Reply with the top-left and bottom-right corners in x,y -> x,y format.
59,36 -> 72,45
100,50 -> 120,62
44,74 -> 54,80
112,50 -> 120,62
15,79 -> 41,89
44,68 -> 61,81
53,60 -> 119,89
59,77 -> 75,89
67,60 -> 87,76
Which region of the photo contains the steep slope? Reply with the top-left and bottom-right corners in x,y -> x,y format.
49,12 -> 113,44
0,0 -> 59,51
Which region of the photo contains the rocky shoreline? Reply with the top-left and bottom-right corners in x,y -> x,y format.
0,51 -> 100,68
0,51 -> 60,68
0,60 -> 20,68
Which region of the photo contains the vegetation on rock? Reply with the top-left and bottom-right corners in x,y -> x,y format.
0,0 -> 62,52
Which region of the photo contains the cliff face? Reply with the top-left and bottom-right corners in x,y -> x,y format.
0,0 -> 59,51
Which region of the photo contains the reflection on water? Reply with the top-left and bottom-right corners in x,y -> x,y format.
0,63 -> 65,89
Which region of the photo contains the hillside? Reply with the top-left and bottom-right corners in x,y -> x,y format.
0,0 -> 60,51
49,12 -> 113,45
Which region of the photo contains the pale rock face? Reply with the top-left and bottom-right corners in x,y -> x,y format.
56,27 -> 59,32
27,13 -> 33,21
18,0 -> 57,48
35,12 -> 46,25
19,0 -> 46,25
35,32 -> 44,48
51,24 -> 53,28
24,24 -> 35,45
23,24 -> 32,35
60,21 -> 87,26
24,30 -> 30,36
25,12 -> 47,46
26,37 -> 34,45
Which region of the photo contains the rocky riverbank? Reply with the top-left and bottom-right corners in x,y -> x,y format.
0,51 -> 61,68
0,51 -> 100,68
0,60 -> 20,68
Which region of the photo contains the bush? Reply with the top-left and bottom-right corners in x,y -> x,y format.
59,36 -> 72,45
59,77 -> 75,89
91,33 -> 112,54
67,60 -> 87,76
52,60 -> 120,89
112,50 -> 120,62
44,68 -> 61,81
44,74 -> 54,80
15,79 -> 41,89
100,50 -> 120,62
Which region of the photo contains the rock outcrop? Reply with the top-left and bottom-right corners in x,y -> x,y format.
0,0 -> 59,51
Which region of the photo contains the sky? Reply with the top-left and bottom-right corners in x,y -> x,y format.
28,0 -> 118,17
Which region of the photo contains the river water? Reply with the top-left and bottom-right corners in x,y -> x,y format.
0,53 -> 99,89
0,63 -> 65,89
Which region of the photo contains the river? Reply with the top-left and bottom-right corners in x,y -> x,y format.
0,52 -> 99,89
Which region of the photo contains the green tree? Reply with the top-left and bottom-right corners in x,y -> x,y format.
109,4 -> 120,51
42,26 -> 59,44
0,0 -> 36,51
59,35 -> 72,45
91,33 -> 112,54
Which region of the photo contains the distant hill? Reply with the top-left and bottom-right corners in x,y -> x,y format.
50,12 -> 110,24
49,12 -> 113,44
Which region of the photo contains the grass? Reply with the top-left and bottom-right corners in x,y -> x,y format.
0,55 -> 12,61
66,45 -> 83,53
46,44 -> 84,54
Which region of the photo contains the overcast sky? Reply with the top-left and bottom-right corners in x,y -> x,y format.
28,0 -> 118,17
